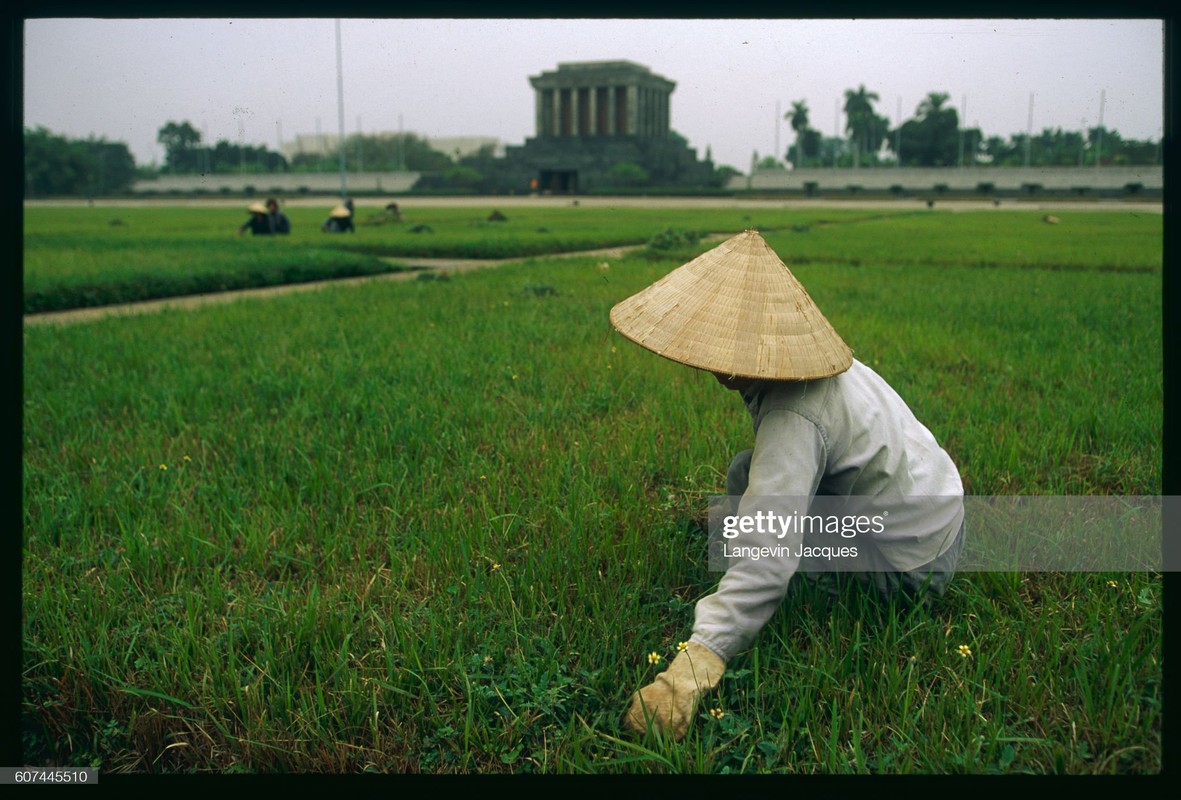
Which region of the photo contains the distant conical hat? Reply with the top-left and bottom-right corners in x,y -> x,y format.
329,205 -> 352,219
609,229 -> 852,380
248,201 -> 268,214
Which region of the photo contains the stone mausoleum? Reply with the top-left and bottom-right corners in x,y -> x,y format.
501,60 -> 714,192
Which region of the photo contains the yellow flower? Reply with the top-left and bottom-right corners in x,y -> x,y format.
491,562 -> 501,572
647,652 -> 662,665
183,455 -> 192,462
677,641 -> 689,652
1107,580 -> 1118,588
479,474 -> 487,480
158,464 -> 167,471
957,644 -> 972,658
710,707 -> 725,720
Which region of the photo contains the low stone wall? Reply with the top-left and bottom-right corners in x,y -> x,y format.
130,165 -> 1160,197
728,165 -> 1161,193
132,171 -> 422,195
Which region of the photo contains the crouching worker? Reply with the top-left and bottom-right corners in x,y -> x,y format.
321,199 -> 355,233
266,197 -> 291,234
237,201 -> 274,236
609,230 -> 965,740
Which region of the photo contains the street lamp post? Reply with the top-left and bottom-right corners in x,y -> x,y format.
335,19 -> 348,200
1095,89 -> 1105,170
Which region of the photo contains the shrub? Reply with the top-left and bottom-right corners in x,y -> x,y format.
646,227 -> 703,252
607,162 -> 650,188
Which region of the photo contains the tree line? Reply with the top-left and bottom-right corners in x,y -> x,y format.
24,127 -> 139,197
781,88 -> 1159,169
25,92 -> 1161,197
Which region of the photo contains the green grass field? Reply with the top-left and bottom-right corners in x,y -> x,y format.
21,205 -> 1162,773
23,204 -> 1155,312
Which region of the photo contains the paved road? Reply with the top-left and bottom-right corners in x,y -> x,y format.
26,196 -> 1162,212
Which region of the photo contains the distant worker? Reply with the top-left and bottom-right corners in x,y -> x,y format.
267,197 -> 291,234
321,199 -> 356,233
237,201 -> 275,236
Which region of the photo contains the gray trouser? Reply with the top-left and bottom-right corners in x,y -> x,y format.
724,449 -> 964,601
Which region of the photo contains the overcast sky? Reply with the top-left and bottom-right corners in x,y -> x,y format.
22,17 -> 1165,171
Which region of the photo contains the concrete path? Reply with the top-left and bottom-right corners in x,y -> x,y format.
22,243 -> 644,327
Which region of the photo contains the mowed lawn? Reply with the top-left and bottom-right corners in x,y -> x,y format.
22,205 -> 1162,774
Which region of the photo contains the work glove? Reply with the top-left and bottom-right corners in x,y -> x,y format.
625,641 -> 726,740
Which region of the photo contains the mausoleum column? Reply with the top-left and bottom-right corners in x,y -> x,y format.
627,85 -> 638,136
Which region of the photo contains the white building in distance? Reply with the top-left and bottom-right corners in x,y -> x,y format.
280,133 -> 504,164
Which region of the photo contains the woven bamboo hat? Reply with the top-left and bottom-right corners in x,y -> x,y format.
329,205 -> 352,219
609,229 -> 852,380
248,201 -> 268,214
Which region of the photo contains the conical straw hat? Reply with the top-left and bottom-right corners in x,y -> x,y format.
609,229 -> 852,380
248,201 -> 268,214
329,204 -> 352,218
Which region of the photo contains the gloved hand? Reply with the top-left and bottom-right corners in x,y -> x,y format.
625,641 -> 726,740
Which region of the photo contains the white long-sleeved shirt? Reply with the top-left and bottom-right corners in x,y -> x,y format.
691,359 -> 964,662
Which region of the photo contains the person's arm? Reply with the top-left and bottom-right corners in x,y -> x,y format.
625,407 -> 826,739
689,408 -> 826,662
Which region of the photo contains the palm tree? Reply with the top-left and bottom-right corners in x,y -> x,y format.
916,91 -> 950,119
786,100 -> 810,166
844,86 -> 880,167
913,92 -> 959,166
